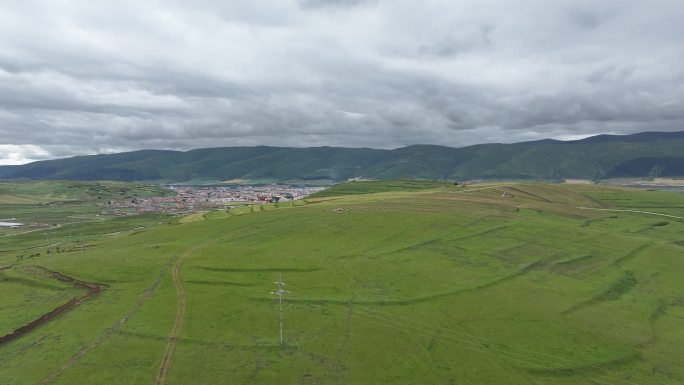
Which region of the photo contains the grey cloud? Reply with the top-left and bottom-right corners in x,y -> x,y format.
567,8 -> 609,29
0,0 -> 683,165
298,0 -> 377,9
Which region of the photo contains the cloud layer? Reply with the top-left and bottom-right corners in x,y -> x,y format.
1,0 -> 683,164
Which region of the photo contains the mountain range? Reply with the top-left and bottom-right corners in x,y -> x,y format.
2,131 -> 684,183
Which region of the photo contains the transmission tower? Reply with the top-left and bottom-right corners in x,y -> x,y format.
270,273 -> 289,345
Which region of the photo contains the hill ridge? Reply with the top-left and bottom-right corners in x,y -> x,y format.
2,130 -> 684,182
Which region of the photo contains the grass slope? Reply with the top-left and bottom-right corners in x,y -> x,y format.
0,181 -> 173,204
311,179 -> 455,197
0,182 -> 683,384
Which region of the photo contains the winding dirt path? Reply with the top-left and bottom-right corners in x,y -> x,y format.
155,256 -> 187,385
0,266 -> 102,346
155,242 -> 210,385
577,206 -> 684,221
38,256 -> 174,385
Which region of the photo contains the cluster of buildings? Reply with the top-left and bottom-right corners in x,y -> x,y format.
99,184 -> 325,215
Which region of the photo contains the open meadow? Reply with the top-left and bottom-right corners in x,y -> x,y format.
1,180 -> 683,385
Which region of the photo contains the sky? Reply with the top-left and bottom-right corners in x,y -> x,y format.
1,0 -> 683,165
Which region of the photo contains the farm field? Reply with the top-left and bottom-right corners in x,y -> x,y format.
0,181 -> 173,257
1,181 -> 684,384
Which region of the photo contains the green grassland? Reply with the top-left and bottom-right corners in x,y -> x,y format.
0,181 -> 174,361
1,181 -> 684,384
0,266 -> 84,337
0,180 -> 173,204
0,181 -> 172,245
311,179 -> 455,197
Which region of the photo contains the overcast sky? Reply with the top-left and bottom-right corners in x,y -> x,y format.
1,0 -> 683,164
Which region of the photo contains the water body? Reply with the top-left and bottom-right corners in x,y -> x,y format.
0,222 -> 22,227
621,185 -> 684,194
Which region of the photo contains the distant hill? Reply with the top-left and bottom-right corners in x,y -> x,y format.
2,131 -> 684,182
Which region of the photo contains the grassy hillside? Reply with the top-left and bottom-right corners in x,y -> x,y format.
2,131 -> 684,182
311,179 -> 455,197
0,181 -> 173,255
0,181 -> 173,204
1,182 -> 683,384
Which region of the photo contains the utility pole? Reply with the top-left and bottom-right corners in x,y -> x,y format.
47,226 -> 53,257
270,273 -> 289,345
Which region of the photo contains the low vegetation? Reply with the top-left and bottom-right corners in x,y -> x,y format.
310,179 -> 455,197
1,180 -> 683,384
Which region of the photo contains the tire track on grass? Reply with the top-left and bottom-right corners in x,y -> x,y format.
561,271 -> 638,315
611,242 -> 654,267
576,206 -> 684,221
38,256 -> 174,385
155,242 -> 210,385
155,255 -> 187,385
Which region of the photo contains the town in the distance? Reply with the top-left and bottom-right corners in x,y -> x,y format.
101,184 -> 324,216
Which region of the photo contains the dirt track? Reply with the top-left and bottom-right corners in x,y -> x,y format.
577,206 -> 684,221
0,267 -> 102,346
155,241 -> 215,385
38,256 -> 175,385
155,256 -> 187,385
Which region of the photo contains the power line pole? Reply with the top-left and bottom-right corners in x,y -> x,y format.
270,273 -> 289,345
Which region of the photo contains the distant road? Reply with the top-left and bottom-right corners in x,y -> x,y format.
577,206 -> 684,221
4,217 -> 104,237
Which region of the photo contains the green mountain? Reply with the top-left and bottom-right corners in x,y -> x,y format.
2,131 -> 684,182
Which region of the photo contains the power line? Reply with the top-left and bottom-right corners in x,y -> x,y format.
270,273 -> 289,345
283,293 -> 640,385
280,280 -> 659,385
208,281 -> 658,384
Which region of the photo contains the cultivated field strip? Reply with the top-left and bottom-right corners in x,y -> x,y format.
0,266 -> 101,346
38,256 -> 175,385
